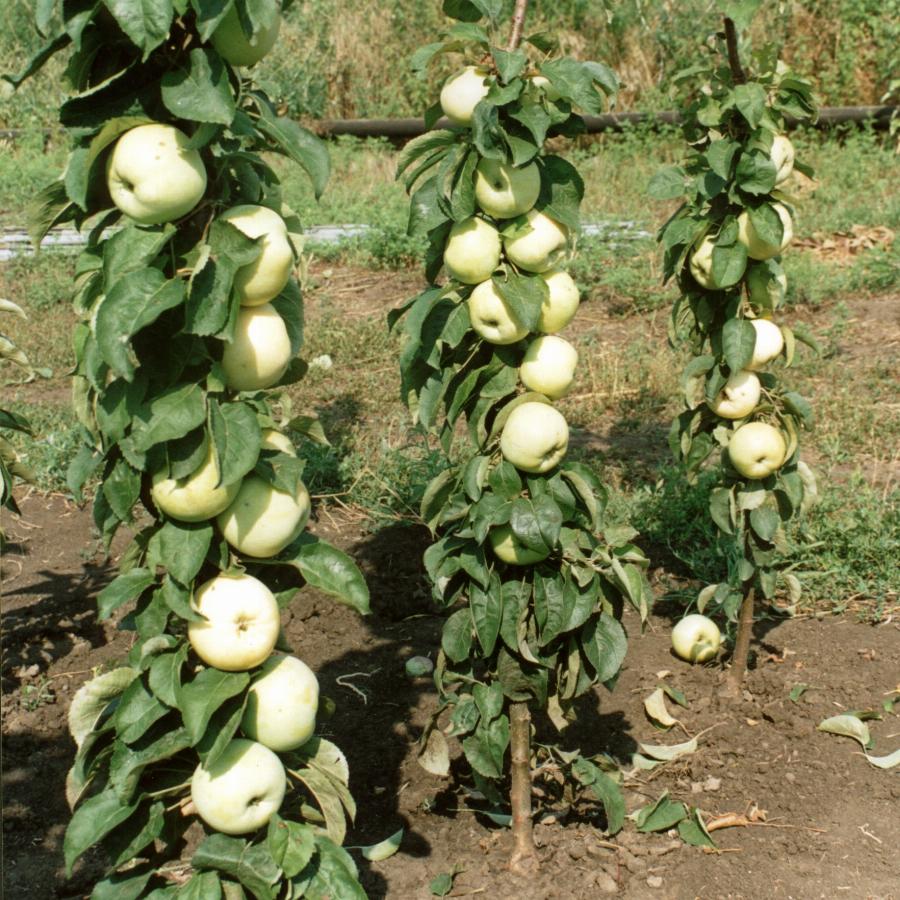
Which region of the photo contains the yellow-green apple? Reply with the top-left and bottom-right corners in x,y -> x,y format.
259,428 -> 295,454
671,613 -> 721,663
219,205 -> 294,307
221,303 -> 292,391
211,5 -> 280,66
746,261 -> 787,311
519,335 -> 578,399
106,124 -> 207,225
528,74 -> 561,101
688,234 -> 745,289
474,159 -> 541,219
188,573 -> 280,671
151,442 -> 239,522
444,217 -> 501,284
770,134 -> 794,185
747,319 -> 784,370
500,401 -> 569,473
191,738 -> 285,834
241,654 -> 319,751
708,370 -> 761,419
728,421 -> 787,479
489,524 -> 550,565
537,269 -> 580,333
217,475 -> 310,558
503,209 -> 568,273
737,203 -> 793,260
467,279 -> 528,344
440,66 -> 490,126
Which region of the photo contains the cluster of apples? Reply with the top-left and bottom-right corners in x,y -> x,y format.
687,134 -> 797,481
98,10 -> 323,838
438,68 -> 584,565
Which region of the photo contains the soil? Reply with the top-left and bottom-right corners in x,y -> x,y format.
3,493 -> 898,900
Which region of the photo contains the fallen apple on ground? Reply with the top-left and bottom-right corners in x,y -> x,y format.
728,421 -> 787,479
500,401 -> 569,473
671,613 -> 722,663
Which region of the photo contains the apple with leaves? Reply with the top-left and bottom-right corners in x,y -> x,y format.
444,217 -> 502,284
468,279 -> 527,344
737,202 -> 793,260
537,269 -> 580,333
504,209 -> 569,272
500,401 -> 569,473
748,319 -> 784,370
708,370 -> 761,419
728,421 -> 787,479
475,159 -> 541,219
770,134 -> 795,185
211,5 -> 281,67
221,303 -> 292,391
519,335 -> 577,399
489,525 -> 550,565
440,66 -> 491,126
106,123 -> 207,225
151,442 -> 239,522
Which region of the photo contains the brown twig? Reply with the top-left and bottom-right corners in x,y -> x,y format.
507,0 -> 529,52
723,18 -> 747,85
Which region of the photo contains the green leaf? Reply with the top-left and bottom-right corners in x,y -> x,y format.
710,241 -> 748,289
208,399 -> 262,487
268,815 -> 316,879
191,0 -> 234,39
161,48 -> 235,124
491,269 -> 546,333
732,82 -> 768,129
747,203 -> 784,249
572,757 -> 625,834
255,106 -> 330,199
635,791 -> 688,833
179,668 -> 250,744
193,833 -> 281,900
148,520 -> 214,585
721,318 -> 756,372
749,505 -> 780,542
735,151 -> 777,195
492,47 -> 527,83
68,667 -> 138,748
270,278 -> 304,354
536,155 -> 584,230
95,268 -> 185,380
102,0 -> 174,58
470,580 -> 502,656
276,533 -> 370,614
539,58 -> 607,114
64,787 -> 140,874
102,456 -> 141,523
173,871 -> 223,900
114,675 -> 169,744
128,383 -> 207,454
442,608 -> 474,662
148,643 -> 188,705
103,223 -> 176,289
581,614 -> 627,683
678,808 -> 716,848
97,568 -> 155,620
103,799 -> 167,867
647,166 -> 686,200
298,836 -> 366,900
89,865 -> 156,900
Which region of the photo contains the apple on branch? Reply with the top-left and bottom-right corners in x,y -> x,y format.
737,203 -> 793,260
188,573 -> 281,671
747,319 -> 785,370
211,4 -> 281,67
689,234 -> 745,289
519,335 -> 578,399
500,401 -> 569,474
444,217 -> 502,284
151,442 -> 240,522
489,524 -> 550,565
537,269 -> 580,333
671,613 -> 722,663
728,421 -> 787,479
106,124 -> 207,225
503,209 -> 569,273
220,205 -> 294,307
475,159 -> 541,220
241,654 -> 319,751
191,738 -> 286,834
746,260 -> 787,312
440,66 -> 491,126
770,134 -> 795,186
708,370 -> 761,419
221,303 -> 292,391
468,279 -> 528,345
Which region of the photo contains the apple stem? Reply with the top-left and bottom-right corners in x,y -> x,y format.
508,700 -> 538,871
723,18 -> 747,86
726,585 -> 755,691
507,0 -> 529,52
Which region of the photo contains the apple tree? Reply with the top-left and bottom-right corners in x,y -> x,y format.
9,0 -> 372,895
393,0 -> 651,869
649,12 -> 819,692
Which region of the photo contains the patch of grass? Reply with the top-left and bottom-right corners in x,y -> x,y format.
4,397 -> 81,492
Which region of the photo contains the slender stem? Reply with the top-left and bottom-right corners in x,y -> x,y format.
508,700 -> 537,871
723,17 -> 746,85
726,585 -> 755,692
507,0 -> 529,52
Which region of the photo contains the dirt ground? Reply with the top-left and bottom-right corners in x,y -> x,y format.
2,490 -> 898,900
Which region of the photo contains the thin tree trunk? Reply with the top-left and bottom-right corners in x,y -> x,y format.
725,586 -> 755,694
507,0 -> 529,52
723,17 -> 747,85
508,700 -> 537,872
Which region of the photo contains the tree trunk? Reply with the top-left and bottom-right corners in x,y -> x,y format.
508,700 -> 537,872
724,586 -> 755,695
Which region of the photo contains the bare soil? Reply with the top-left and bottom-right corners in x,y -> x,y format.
2,492 -> 898,900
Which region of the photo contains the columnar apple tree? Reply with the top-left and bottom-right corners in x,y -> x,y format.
650,15 -> 819,691
13,1 -> 371,895
393,0 -> 650,868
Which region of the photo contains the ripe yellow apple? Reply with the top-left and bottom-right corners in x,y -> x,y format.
770,134 -> 795,185
188,573 -> 281,671
191,738 -> 286,834
259,428 -> 295,455
219,205 -> 294,307
747,319 -> 784,370
241,654 -> 319,751
503,209 -> 568,273
708,370 -> 761,419
106,124 -> 207,225
688,234 -> 745,289
728,421 -> 787,479
151,442 -> 239,522
519,335 -> 578,399
474,159 -> 541,220
211,5 -> 280,67
221,304 -> 292,392
467,279 -> 528,344
217,474 -> 311,558
500,401 -> 569,473
440,66 -> 490,126
671,614 -> 721,663
489,524 -> 550,565
537,270 -> 579,333
444,217 -> 502,284
737,203 -> 793,260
